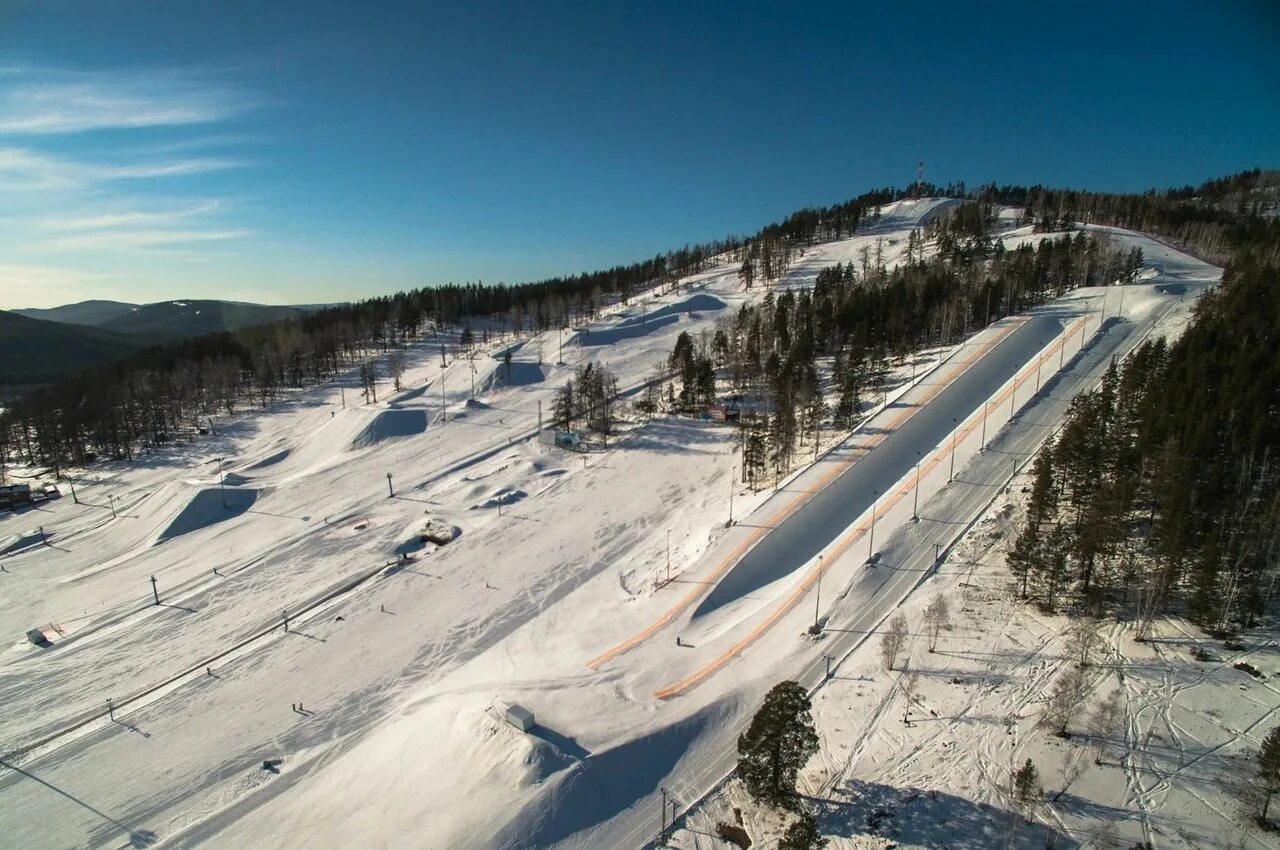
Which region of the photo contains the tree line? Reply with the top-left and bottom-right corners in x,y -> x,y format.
1,185 -> 914,475
1007,255 -> 1280,634
667,230 -> 1139,488
981,168 -> 1280,267
3,171 -> 1269,476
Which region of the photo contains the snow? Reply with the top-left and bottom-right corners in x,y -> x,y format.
676,476 -> 1275,849
0,202 -> 1247,850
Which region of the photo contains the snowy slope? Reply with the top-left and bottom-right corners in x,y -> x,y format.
0,203 -> 1238,850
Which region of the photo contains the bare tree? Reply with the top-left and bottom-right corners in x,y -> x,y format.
387,351 -> 407,392
1051,749 -> 1087,801
1065,616 -> 1103,667
1043,665 -> 1093,737
1086,689 -> 1125,764
359,362 -> 378,404
881,612 -> 909,671
900,669 -> 921,725
924,595 -> 951,652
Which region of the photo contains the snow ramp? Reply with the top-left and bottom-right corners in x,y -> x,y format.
156,487 -> 258,543
349,408 -> 428,449
580,293 -> 726,348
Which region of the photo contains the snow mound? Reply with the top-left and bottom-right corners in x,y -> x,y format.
349,408 -> 427,448
395,518 -> 460,556
480,361 -> 546,393
157,487 -> 258,543
495,701 -> 727,848
1,530 -> 47,557
247,448 -> 290,470
473,488 -> 527,510
580,293 -> 726,348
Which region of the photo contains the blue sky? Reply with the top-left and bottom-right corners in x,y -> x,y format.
1,0 -> 1276,310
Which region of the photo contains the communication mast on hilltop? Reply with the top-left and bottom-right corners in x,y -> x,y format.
915,160 -> 925,197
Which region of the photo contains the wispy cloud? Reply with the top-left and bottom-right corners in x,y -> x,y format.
42,200 -> 223,231
0,146 -> 244,191
39,227 -> 250,252
0,63 -> 265,287
0,66 -> 256,135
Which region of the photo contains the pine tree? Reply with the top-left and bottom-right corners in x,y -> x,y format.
552,380 -> 574,431
778,813 -> 827,849
1257,726 -> 1280,822
744,425 -> 768,490
736,681 -> 820,805
1027,445 -> 1057,532
834,365 -> 861,429
1006,522 -> 1041,601
1012,758 -> 1041,823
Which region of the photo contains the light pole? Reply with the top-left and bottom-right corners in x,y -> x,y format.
441,369 -> 447,422
64,474 -> 78,504
868,491 -> 878,561
911,455 -> 922,522
109,494 -> 117,519
811,554 -> 824,634
558,328 -> 564,366
386,472 -> 394,498
666,530 -> 671,583
948,418 -> 958,482
728,475 -> 734,527
659,786 -> 669,847
980,401 -> 990,450
150,574 -> 159,605
215,457 -> 227,509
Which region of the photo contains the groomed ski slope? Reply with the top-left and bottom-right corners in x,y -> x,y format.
0,200 -> 1235,850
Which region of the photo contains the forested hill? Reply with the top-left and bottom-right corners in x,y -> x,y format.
11,299 -> 138,327
1,169 -> 1275,471
0,311 -> 152,388
95,300 -> 309,339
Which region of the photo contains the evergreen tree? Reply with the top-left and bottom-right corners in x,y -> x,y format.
737,681 -> 820,805
778,813 -> 827,850
744,425 -> 768,490
552,379 -> 574,431
1012,758 -> 1041,823
1257,726 -> 1280,822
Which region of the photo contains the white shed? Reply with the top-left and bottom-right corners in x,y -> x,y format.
497,701 -> 535,732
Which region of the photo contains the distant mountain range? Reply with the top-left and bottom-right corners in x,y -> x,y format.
11,298 -> 327,339
10,299 -> 140,327
3,298 -> 336,394
0,310 -> 149,390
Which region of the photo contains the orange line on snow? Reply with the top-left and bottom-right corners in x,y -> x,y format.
652,313 -> 1092,699
585,317 -> 1030,672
